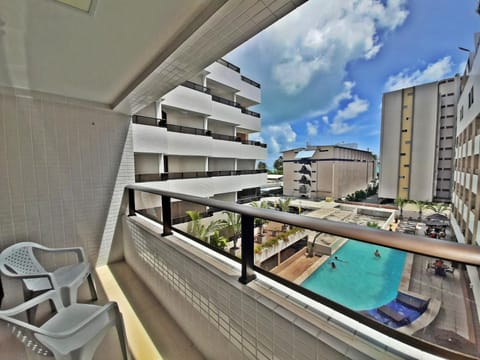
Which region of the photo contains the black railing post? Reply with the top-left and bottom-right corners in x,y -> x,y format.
239,214 -> 256,284
128,189 -> 136,216
162,196 -> 173,236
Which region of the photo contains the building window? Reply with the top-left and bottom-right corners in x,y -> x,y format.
402,129 -> 408,133
404,164 -> 410,168
468,87 -> 474,108
400,152 -> 406,156
460,106 -> 464,120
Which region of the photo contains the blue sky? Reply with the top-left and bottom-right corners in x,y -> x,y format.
225,0 -> 479,166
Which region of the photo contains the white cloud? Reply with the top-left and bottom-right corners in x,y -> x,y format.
248,132 -> 264,143
321,116 -> 329,124
329,96 -> 369,135
308,81 -> 355,118
306,121 -> 319,137
265,0 -> 408,95
264,124 -> 297,153
384,56 -> 453,91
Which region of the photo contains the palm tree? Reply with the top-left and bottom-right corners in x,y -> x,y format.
412,200 -> 427,220
426,203 -> 450,215
394,197 -> 407,219
276,198 -> 291,212
276,198 -> 291,230
251,201 -> 269,234
220,212 -> 242,249
186,210 -> 221,242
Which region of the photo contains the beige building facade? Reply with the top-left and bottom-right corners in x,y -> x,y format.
379,76 -> 461,202
283,146 -> 375,200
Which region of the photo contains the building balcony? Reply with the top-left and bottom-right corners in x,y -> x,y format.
206,60 -> 261,105
119,185 -> 480,360
134,170 -> 267,198
132,116 -> 267,159
4,184 -> 480,359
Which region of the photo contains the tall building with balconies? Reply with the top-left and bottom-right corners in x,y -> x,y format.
452,33 -> 480,246
131,59 -> 267,220
283,145 -> 376,200
379,76 -> 461,202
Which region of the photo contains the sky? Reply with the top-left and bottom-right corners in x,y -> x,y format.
225,0 -> 479,167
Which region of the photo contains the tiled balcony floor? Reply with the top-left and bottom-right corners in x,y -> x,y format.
0,261 -> 204,360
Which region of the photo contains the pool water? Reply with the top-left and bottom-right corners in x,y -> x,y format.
301,240 -> 406,311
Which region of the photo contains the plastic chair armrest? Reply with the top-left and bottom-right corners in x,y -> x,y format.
4,272 -> 58,289
44,302 -> 118,339
38,246 -> 86,263
0,290 -> 63,318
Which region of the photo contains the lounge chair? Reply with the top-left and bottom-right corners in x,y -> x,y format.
378,305 -> 410,325
397,292 -> 430,312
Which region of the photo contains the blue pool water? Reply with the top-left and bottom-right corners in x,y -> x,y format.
301,240 -> 406,311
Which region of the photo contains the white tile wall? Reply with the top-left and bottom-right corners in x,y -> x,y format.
0,90 -> 132,269
124,217 -> 411,360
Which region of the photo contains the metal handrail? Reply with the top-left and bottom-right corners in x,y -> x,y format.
125,184 -> 480,266
125,184 -> 480,360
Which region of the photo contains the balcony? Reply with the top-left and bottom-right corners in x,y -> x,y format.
132,115 -> 266,150
135,169 -> 267,182
122,185 -> 480,359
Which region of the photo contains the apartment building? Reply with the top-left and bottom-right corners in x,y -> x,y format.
452,33 -> 480,246
379,76 -> 461,202
283,145 -> 376,200
131,59 -> 267,219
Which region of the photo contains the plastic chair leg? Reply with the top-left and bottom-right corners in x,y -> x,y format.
87,274 -> 98,302
116,313 -> 129,360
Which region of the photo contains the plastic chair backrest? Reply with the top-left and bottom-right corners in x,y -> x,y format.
0,242 -> 46,276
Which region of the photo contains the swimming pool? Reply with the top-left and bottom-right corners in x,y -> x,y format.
301,240 -> 406,311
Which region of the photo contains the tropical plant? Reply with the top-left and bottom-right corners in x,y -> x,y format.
257,161 -> 267,171
186,210 -> 221,242
307,232 -> 323,257
220,212 -> 242,249
276,198 -> 291,212
209,230 -> 228,250
411,200 -> 427,220
426,203 -> 450,215
273,156 -> 283,174
251,201 -> 270,233
367,221 -> 380,229
394,197 -> 407,218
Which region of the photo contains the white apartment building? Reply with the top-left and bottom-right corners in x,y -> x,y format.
131,59 -> 267,219
452,33 -> 480,246
379,76 -> 461,202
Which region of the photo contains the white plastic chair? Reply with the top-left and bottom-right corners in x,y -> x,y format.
0,242 -> 97,321
0,290 -> 128,360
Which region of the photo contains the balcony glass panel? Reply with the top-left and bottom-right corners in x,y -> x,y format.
127,186 -> 480,359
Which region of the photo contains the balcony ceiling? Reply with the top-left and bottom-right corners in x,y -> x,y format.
0,0 -> 306,114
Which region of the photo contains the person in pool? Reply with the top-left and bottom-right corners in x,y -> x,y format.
374,249 -> 381,258
334,256 -> 347,263
331,262 -> 336,269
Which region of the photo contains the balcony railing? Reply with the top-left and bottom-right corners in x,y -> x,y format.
181,80 -> 211,94
216,58 -> 240,73
211,95 -> 242,109
126,184 -> 480,360
241,108 -> 261,118
166,123 -> 210,136
135,169 -> 267,182
240,75 -> 261,88
132,115 -> 266,148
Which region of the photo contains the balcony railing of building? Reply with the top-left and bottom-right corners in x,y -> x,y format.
126,184 -> 480,360
181,80 -> 211,94
240,75 -> 261,89
211,94 -> 242,109
216,58 -> 241,73
135,169 -> 267,182
132,115 -> 266,148
241,108 -> 261,118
